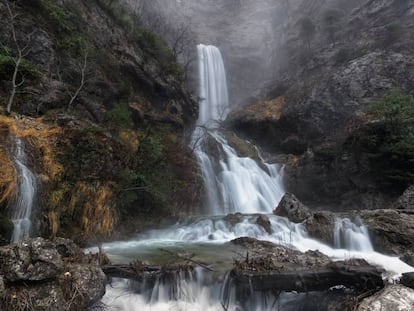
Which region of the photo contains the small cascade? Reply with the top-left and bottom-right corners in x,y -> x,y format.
10,137 -> 37,243
334,217 -> 374,252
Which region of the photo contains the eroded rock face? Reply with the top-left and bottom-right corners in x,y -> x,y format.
357,285 -> 414,311
0,238 -> 106,311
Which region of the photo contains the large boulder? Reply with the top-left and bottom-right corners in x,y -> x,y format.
357,285 -> 414,311
0,238 -> 106,311
273,193 -> 312,223
0,238 -> 64,282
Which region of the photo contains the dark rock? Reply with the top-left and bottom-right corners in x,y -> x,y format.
224,213 -> 243,226
401,272 -> 414,290
0,238 -> 106,311
0,238 -> 64,282
255,215 -> 272,234
62,265 -> 106,309
394,185 -> 414,210
274,193 -> 312,223
359,210 -> 414,259
231,237 -> 330,271
357,285 -> 414,311
304,211 -> 336,246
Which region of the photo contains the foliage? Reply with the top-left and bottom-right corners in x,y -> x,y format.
349,92 -> 414,188
369,92 -> 414,134
107,102 -> 134,130
0,53 -> 41,82
135,28 -> 184,79
40,0 -> 75,33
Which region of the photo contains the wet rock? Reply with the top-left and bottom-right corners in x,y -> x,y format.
401,272 -> 414,290
359,210 -> 414,259
357,285 -> 414,311
394,185 -> 414,210
224,213 -> 243,226
304,211 -> 336,246
255,215 -> 273,234
274,193 -> 312,223
231,237 -> 330,271
0,238 -> 106,311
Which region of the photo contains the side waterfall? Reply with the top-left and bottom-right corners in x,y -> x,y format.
10,138 -> 36,243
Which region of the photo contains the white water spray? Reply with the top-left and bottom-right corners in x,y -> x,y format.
10,138 -> 36,243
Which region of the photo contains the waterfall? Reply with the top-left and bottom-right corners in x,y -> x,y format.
193,44 -> 285,214
10,137 -> 36,243
100,44 -> 414,310
197,44 -> 229,127
334,217 -> 374,252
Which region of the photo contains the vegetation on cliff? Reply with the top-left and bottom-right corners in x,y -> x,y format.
0,0 -> 200,244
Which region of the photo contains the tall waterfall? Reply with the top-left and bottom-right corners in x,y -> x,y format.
193,44 -> 284,214
10,138 -> 36,243
197,44 -> 229,127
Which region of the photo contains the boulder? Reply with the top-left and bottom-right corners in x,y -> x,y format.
0,238 -> 106,311
273,193 -> 312,223
0,238 -> 64,282
357,285 -> 414,311
255,215 -> 273,234
401,272 -> 414,290
224,213 -> 243,226
394,185 -> 414,210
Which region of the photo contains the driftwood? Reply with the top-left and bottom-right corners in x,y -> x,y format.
101,263 -> 193,282
230,262 -> 384,293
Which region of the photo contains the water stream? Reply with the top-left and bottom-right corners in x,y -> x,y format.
100,45 -> 414,310
10,137 -> 36,243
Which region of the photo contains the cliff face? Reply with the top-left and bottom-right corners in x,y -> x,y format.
0,0 -> 200,244
228,0 -> 414,208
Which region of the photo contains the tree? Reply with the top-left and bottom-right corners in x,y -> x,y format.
369,92 -> 414,135
1,0 -> 33,114
299,17 -> 316,51
322,9 -> 343,46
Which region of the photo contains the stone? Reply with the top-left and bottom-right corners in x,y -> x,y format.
401,272 -> 414,290
224,213 -> 243,226
255,215 -> 273,234
273,193 -> 312,223
0,238 -> 106,311
357,285 -> 414,311
0,237 -> 64,282
394,185 -> 414,210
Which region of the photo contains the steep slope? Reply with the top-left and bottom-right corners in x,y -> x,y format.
228,0 -> 414,208
0,0 -> 200,244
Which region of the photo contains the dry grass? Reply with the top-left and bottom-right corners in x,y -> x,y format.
68,182 -> 116,238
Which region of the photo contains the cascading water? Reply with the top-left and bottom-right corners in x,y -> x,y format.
334,217 -> 373,252
10,137 -> 36,243
100,44 -> 414,310
192,44 -> 285,214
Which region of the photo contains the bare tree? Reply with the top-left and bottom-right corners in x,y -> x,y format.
1,0 -> 33,114
67,51 -> 88,111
